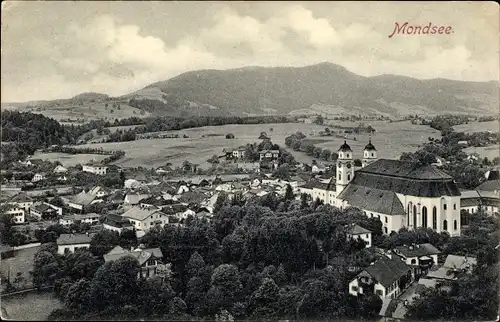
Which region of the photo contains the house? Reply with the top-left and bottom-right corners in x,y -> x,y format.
223,146 -> 247,160
32,173 -> 46,182
30,202 -> 58,220
82,163 -> 108,175
349,254 -> 412,299
346,224 -> 372,248
392,243 -> 441,278
7,192 -> 34,211
155,166 -> 172,175
124,193 -> 151,206
103,246 -> 165,279
426,255 -> 477,282
457,140 -> 468,146
1,204 -> 25,224
53,165 -> 68,173
259,149 -> 280,161
68,190 -> 99,212
460,170 -> 500,216
59,213 -> 100,226
139,195 -> 175,210
88,186 -> 111,198
56,233 -> 92,255
121,206 -> 166,231
20,158 -> 44,167
312,163 -> 327,174
102,213 -> 134,233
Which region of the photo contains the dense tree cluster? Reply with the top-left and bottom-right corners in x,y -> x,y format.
426,114 -> 470,132
285,132 -> 338,162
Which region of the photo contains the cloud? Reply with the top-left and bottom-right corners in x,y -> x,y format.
1,2 -> 498,102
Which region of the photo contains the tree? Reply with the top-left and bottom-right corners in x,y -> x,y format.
208,155 -> 220,164
214,192 -> 228,215
284,184 -> 294,201
89,230 -> 120,258
226,133 -> 235,139
249,278 -> 280,318
353,159 -> 362,167
314,115 -> 324,125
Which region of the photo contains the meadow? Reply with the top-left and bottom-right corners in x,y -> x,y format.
32,152 -> 109,167
454,120 -> 499,134
76,121 -> 439,168
1,291 -> 62,320
464,145 -> 500,160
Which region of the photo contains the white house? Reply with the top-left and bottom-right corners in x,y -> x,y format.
30,202 -> 59,220
392,243 -> 441,279
56,233 -> 92,255
59,213 -> 100,226
346,224 -> 372,248
82,163 -> 108,175
121,206 -> 166,231
53,165 -> 68,173
349,253 -> 412,299
7,192 -> 34,211
259,149 -> 280,161
32,173 -> 46,182
102,213 -> 134,234
104,246 -> 165,279
3,205 -> 25,224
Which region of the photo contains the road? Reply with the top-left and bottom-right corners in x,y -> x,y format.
392,282 -> 420,319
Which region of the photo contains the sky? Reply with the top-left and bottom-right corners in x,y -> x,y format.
1,1 -> 499,102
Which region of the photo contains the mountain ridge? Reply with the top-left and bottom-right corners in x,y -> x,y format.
3,62 -> 499,117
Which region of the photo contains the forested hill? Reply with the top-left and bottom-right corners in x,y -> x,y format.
139,62 -> 498,117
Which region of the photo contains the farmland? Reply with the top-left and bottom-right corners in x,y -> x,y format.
32,151 -> 109,167
1,291 -> 62,320
464,145 -> 500,160
454,120 -> 499,134
76,121 -> 439,168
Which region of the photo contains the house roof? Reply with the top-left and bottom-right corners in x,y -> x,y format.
103,245 -> 163,265
347,224 -> 371,235
71,191 -> 97,206
31,202 -> 56,213
350,159 -> 460,197
8,192 -> 33,204
125,193 -> 151,205
121,206 -> 161,221
62,213 -> 100,221
363,256 -> 411,288
476,179 -> 500,192
103,213 -> 133,228
179,191 -> 207,204
443,255 -> 477,269
393,243 -> 441,258
57,233 -> 92,245
140,195 -> 175,207
338,184 -> 406,216
338,140 -> 352,152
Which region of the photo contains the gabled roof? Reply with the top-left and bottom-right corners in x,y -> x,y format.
393,243 -> 441,258
125,193 -> 151,205
8,192 -> 33,204
443,255 -> 477,269
363,256 -> 411,288
338,184 -> 406,216
359,159 -> 453,180
476,179 -> 500,192
103,213 -> 133,228
347,224 -> 371,235
71,191 -> 97,206
103,246 -> 163,265
179,191 -> 207,204
57,233 -> 92,245
121,206 -> 162,221
31,202 -> 56,213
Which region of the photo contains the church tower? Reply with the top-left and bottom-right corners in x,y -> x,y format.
362,137 -> 377,168
336,140 -> 354,195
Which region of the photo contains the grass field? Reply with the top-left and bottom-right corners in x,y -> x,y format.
77,121 -> 438,168
1,291 -> 62,320
0,246 -> 39,291
32,152 -> 109,167
464,145 -> 500,160
454,120 -> 499,134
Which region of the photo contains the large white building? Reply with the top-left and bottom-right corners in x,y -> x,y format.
303,140 -> 462,237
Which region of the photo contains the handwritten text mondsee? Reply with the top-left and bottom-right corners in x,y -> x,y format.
388,22 -> 453,38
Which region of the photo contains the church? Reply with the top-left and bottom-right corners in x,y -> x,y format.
302,139 -> 462,237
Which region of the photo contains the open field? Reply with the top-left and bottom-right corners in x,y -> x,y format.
1,291 -> 62,320
32,152 -> 109,167
0,246 -> 39,291
464,145 -> 500,160
77,121 -> 438,168
454,120 -> 499,134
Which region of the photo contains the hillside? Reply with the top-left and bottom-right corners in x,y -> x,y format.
143,62 -> 498,117
3,63 -> 498,118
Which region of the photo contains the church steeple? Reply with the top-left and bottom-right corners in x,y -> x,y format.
362,136 -> 377,168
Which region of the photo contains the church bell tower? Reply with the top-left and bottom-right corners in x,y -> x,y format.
362,137 -> 377,168
336,140 -> 354,195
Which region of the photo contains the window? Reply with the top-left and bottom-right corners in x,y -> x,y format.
454,220 -> 457,230
413,205 -> 417,227
432,206 -> 437,229
376,290 -> 383,296
453,204 -> 456,210
443,220 -> 448,231
339,174 -> 342,180
444,204 -> 447,210
422,206 -> 428,228
370,213 -> 373,218
385,217 -> 388,223
366,234 -> 369,238
351,286 -> 358,292
347,174 -> 351,181
384,227 -> 388,234
411,259 -> 416,265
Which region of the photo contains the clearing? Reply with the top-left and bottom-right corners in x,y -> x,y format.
32,152 -> 109,167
